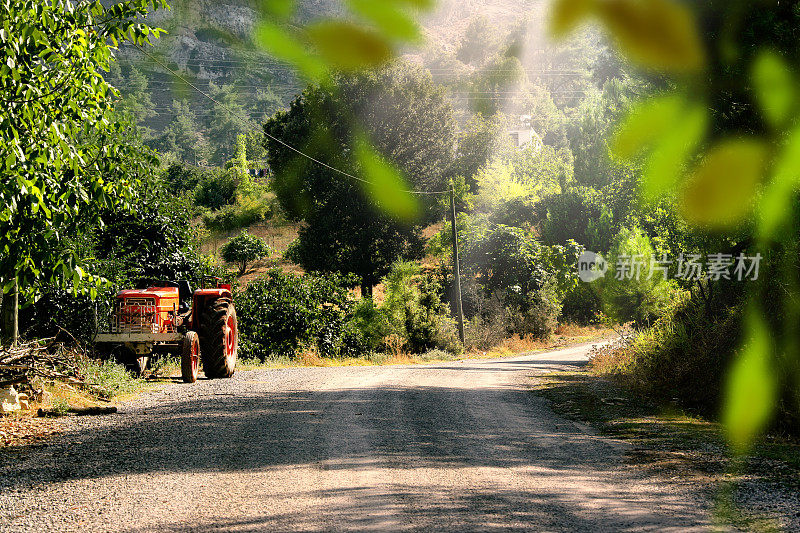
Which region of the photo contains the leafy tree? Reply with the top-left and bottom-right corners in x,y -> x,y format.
462,224 -> 571,338
596,227 -> 679,326
518,85 -> 568,149
379,261 -> 460,353
117,66 -> 156,138
464,225 -> 549,300
265,64 -> 456,294
221,232 -> 271,275
489,196 -> 539,229
450,114 -> 511,190
424,44 -> 471,86
536,187 -> 612,251
156,99 -> 210,165
162,163 -> 209,195
472,160 -> 530,214
249,87 -> 285,126
472,144 -> 567,215
0,0 -> 165,305
195,170 -> 237,211
567,80 -> 633,189
456,17 -> 499,65
509,144 -> 573,195
91,177 -> 216,288
207,83 -> 249,164
244,130 -> 269,168
468,54 -> 526,116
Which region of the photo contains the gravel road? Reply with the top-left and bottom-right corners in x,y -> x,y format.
0,343 -> 710,532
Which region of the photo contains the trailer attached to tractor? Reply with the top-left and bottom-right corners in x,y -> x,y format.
94,279 -> 237,383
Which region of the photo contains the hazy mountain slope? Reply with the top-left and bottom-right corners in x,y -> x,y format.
110,0 -> 604,164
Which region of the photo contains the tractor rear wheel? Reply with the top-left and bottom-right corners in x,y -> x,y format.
181,331 -> 200,383
199,299 -> 237,379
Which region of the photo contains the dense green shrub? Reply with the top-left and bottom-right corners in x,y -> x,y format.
594,292 -> 739,417
489,195 -> 538,228
235,270 -> 365,360
596,226 -> 683,326
536,187 -> 614,251
504,277 -> 562,338
463,224 -> 566,338
195,169 -> 237,210
202,195 -> 272,232
380,261 -> 462,354
162,163 -> 208,195
350,298 -> 392,353
221,232 -> 271,274
560,282 -> 604,324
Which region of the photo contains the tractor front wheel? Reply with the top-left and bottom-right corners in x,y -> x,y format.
181,331 -> 200,383
199,299 -> 237,379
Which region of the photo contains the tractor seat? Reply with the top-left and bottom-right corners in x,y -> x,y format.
178,280 -> 192,313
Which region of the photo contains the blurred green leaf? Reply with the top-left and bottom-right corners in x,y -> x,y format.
723,311 -> 777,454
347,0 -> 422,42
613,95 -> 708,200
548,0 -> 594,38
254,22 -> 327,81
307,21 -> 393,71
613,95 -> 685,159
758,124 -> 800,239
393,0 -> 434,9
257,0 -> 295,19
643,103 -> 708,200
681,138 -> 768,227
355,136 -> 419,222
595,0 -> 706,72
751,50 -> 795,130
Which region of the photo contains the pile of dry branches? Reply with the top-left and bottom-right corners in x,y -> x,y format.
0,340 -> 91,392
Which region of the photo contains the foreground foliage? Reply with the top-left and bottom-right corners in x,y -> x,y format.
1,0 -> 164,300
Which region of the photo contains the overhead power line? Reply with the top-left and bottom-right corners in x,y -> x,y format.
132,44 -> 450,196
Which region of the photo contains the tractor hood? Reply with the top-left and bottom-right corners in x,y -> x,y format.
117,287 -> 179,299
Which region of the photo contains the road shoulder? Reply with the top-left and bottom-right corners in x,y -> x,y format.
529,369 -> 800,532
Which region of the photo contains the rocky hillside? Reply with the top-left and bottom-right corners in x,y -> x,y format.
110,0 -> 597,164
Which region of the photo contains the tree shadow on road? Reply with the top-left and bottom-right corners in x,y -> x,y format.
0,378 -> 707,531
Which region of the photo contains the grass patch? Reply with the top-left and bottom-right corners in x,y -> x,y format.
463,325 -> 614,359
78,358 -> 147,399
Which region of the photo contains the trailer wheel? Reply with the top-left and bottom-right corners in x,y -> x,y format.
131,356 -> 149,377
181,331 -> 200,383
199,299 -> 237,378
114,345 -> 148,377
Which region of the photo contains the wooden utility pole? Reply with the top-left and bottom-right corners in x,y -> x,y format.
450,185 -> 465,344
1,278 -> 19,346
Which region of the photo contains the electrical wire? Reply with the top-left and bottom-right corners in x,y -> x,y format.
132,44 -> 452,196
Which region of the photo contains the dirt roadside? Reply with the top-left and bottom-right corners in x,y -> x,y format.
531,370 -> 800,532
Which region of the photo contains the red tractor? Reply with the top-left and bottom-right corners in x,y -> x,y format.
94,279 -> 237,383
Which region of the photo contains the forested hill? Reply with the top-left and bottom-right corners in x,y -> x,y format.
109,0 -> 617,166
